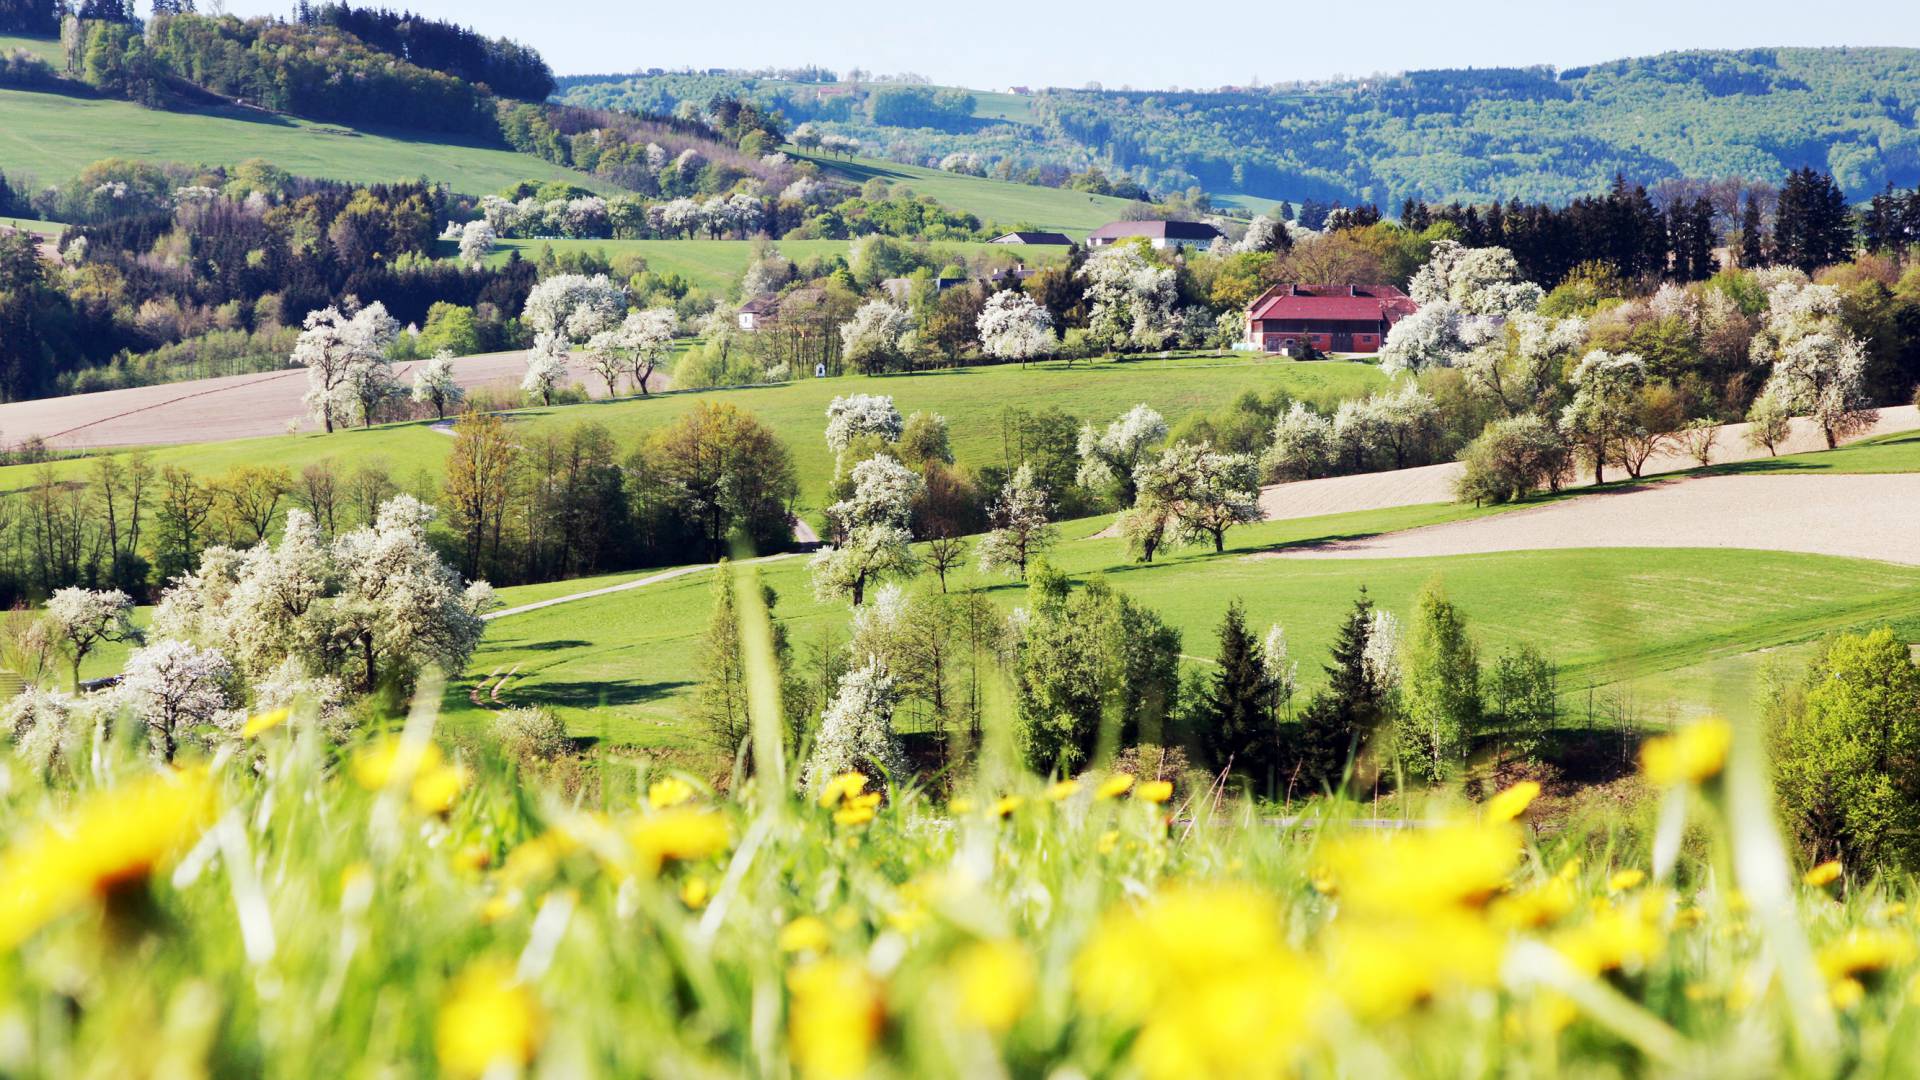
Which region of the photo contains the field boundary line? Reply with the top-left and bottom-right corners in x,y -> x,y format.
484,552 -> 798,621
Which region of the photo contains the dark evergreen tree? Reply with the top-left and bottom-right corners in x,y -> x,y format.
1203,601 -> 1273,780
1740,193 -> 1768,267
1298,589 -> 1385,792
1773,167 -> 1853,273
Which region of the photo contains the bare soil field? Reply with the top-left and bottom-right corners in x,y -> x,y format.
0,351 -> 654,449
1261,472 -> 1920,565
1256,405 -> 1920,522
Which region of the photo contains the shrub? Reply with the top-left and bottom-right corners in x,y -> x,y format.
492,707 -> 573,764
1768,629 -> 1920,873
1110,743 -> 1195,805
1454,414 -> 1571,505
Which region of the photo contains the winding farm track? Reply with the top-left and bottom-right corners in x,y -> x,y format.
0,350 -> 646,449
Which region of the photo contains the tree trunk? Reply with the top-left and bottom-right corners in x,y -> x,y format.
362,635 -> 377,694
1213,530 -> 1225,554
638,363 -> 654,396
1824,424 -> 1838,450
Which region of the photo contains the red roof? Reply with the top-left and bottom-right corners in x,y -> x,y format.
1248,284 -> 1416,323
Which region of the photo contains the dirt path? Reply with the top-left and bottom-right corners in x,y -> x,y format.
0,350 -> 665,450
1253,405 -> 1920,523
1258,472 -> 1920,565
484,551 -> 797,622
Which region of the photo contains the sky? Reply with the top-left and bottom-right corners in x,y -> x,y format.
223,0 -> 1920,91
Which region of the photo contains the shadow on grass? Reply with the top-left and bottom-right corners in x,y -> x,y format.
512,677 -> 693,710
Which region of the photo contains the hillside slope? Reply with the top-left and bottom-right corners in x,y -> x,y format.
563,48 -> 1920,206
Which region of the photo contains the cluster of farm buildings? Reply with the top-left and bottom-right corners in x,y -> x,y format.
739,219 -> 1419,356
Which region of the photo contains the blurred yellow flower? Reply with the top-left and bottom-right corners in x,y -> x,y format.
1075,885 -> 1320,1079
1096,773 -> 1135,799
1803,860 -> 1843,887
778,915 -> 831,954
948,797 -> 974,815
818,772 -> 867,808
1638,719 -> 1732,786
788,959 -> 882,1080
1328,911 -> 1504,1017
833,804 -> 875,827
1831,976 -> 1866,1010
680,875 -> 710,910
1045,778 -> 1081,802
1490,877 -> 1577,930
1553,899 -> 1664,976
1485,780 -> 1540,823
410,762 -> 470,816
240,707 -> 289,739
627,809 -> 729,875
1818,928 -> 1915,983
351,736 -> 442,791
0,768 -> 216,950
1134,780 -> 1173,804
1097,829 -> 1120,855
992,794 -> 1025,817
1607,868 -> 1647,893
435,959 -> 544,1078
648,777 -> 695,809
951,939 -> 1034,1031
1318,823 -> 1521,918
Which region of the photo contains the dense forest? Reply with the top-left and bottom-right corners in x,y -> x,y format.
560,49 -> 1920,207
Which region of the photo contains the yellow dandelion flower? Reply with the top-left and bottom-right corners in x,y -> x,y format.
647,777 -> 695,809
778,915 -> 831,954
948,797 -> 974,815
680,875 -> 710,910
1045,778 -> 1081,802
817,772 -> 867,808
480,893 -> 519,924
435,959 -> 544,1078
1318,822 -> 1522,918
787,959 -> 882,1080
239,707 -> 289,739
350,736 -> 443,791
951,939 -> 1034,1031
833,804 -> 875,827
1607,868 -> 1647,893
1552,899 -> 1664,976
627,809 -> 729,875
1485,780 -> 1541,823
0,768 -> 217,951
1803,860 -> 1843,887
1097,829 -> 1120,855
410,762 -> 470,816
1638,719 -> 1732,786
1134,780 -> 1174,804
848,791 -> 881,810
1818,928 -> 1916,982
1490,877 -> 1577,930
453,844 -> 492,874
1556,857 -> 1582,882
992,794 -> 1025,817
1831,977 -> 1866,1010
1328,911 -> 1505,1018
1097,773 -> 1135,799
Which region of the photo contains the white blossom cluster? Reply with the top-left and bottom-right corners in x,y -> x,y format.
824,393 -> 904,454
290,303 -> 400,431
1080,244 -> 1182,352
976,291 -> 1058,363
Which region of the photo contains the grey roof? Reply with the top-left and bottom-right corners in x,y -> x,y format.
1088,220 -> 1223,241
990,231 -> 1074,245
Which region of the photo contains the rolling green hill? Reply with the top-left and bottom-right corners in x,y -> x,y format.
0,75 -> 604,195
0,355 -> 1384,512
793,151 -> 1137,235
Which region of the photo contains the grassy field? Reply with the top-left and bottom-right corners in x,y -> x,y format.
0,214 -> 60,237
1722,427 -> 1920,475
0,83 -> 605,196
0,32 -> 60,63
0,355 -> 1383,512
794,151 -> 1137,234
476,237 -> 1063,295
449,487 -> 1920,750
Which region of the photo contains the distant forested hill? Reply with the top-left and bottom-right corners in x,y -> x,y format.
559,49 -> 1920,207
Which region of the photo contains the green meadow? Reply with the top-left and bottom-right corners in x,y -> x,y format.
796,151 -> 1138,234
478,237 -> 1063,295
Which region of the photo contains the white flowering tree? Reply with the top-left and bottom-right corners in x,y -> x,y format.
976,463 -> 1057,580
1751,281 -> 1876,448
1080,243 -> 1182,353
523,333 -> 571,406
1364,382 -> 1443,469
810,455 -> 922,606
1132,443 -> 1263,553
522,273 -> 627,343
291,303 -> 399,432
1560,350 -> 1648,484
802,659 -> 910,793
1263,402 -> 1334,481
45,587 -> 140,691
976,290 -> 1058,366
457,219 -> 495,267
4,686 -> 79,773
1238,214 -> 1287,254
1409,240 -> 1544,315
825,394 -> 904,455
1075,404 -> 1166,504
410,350 -> 464,420
324,496 -> 491,695
116,640 -> 233,762
622,307 -> 678,396
1261,624 -> 1299,717
840,300 -> 913,375
1463,312 -> 1587,416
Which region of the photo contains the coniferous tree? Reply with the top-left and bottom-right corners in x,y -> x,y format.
1773,168 -> 1853,273
1203,601 -> 1273,782
1740,193 -> 1768,267
1298,589 -> 1385,792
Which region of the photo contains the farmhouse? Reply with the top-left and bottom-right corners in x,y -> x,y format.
989,230 -> 1074,246
1246,284 -> 1417,355
1086,220 -> 1224,250
737,294 -> 779,331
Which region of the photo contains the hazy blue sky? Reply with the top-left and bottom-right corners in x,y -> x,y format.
228,0 -> 1920,90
